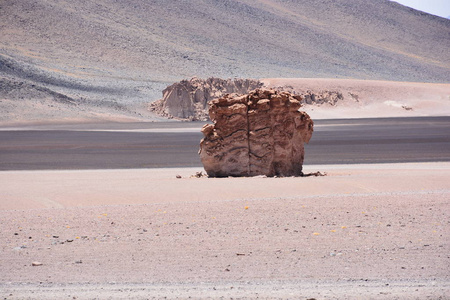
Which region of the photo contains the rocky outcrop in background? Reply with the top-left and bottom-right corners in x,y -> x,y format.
149,77 -> 263,121
273,85 -> 347,105
150,78 -> 354,121
199,89 -> 313,177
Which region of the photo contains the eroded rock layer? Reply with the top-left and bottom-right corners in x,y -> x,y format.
199,89 -> 313,177
149,77 -> 263,120
150,78 -> 354,121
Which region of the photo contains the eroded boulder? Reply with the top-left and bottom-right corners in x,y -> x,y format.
199,89 -> 314,177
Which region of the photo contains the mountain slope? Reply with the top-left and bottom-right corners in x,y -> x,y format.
0,0 -> 449,120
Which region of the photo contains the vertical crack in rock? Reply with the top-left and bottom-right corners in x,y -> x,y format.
199,89 -> 314,177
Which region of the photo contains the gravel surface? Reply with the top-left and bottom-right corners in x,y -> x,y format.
1,163 -> 449,298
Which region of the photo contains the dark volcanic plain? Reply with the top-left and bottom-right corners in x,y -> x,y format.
0,117 -> 450,170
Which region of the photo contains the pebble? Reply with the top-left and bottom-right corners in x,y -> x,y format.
32,261 -> 43,266
13,245 -> 27,251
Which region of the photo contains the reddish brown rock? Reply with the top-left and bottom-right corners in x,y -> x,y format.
199,89 -> 313,177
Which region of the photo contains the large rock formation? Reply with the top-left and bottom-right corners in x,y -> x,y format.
150,77 -> 353,121
149,77 -> 263,120
199,89 -> 314,177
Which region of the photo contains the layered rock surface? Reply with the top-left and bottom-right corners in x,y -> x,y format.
149,77 -> 263,120
199,89 -> 313,177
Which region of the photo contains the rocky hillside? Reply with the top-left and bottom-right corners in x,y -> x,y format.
1,0 -> 449,123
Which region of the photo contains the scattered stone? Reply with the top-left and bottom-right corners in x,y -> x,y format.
199,89 -> 313,177
75,260 -> 82,264
32,261 -> 43,266
302,171 -> 326,177
190,171 -> 207,178
176,175 -> 182,179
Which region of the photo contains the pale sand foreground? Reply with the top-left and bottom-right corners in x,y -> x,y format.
0,163 -> 449,299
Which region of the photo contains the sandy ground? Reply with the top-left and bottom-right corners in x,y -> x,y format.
262,78 -> 450,120
0,163 -> 449,298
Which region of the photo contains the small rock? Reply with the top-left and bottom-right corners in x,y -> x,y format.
176,175 -> 182,179
191,171 -> 206,178
32,261 -> 43,266
75,260 -> 82,264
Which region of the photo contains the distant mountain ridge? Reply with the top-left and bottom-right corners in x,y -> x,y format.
0,0 -> 449,123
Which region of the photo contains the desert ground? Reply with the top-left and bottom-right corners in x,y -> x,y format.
262,79 -> 450,120
1,77 -> 449,298
1,0 -> 449,298
1,115 -> 449,299
0,163 -> 449,299
1,80 -> 449,299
